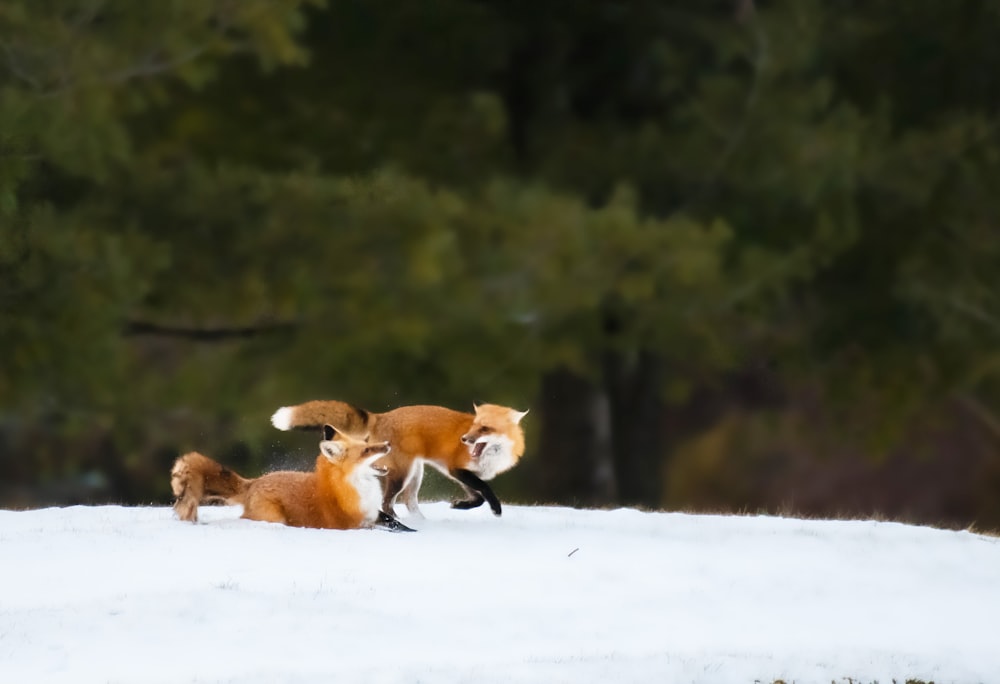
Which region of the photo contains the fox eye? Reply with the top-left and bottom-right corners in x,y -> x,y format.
479,426 -> 492,434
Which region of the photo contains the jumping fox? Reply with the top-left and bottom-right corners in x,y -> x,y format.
270,401 -> 528,518
170,426 -> 413,532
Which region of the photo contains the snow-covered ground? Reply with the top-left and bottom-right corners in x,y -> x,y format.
1,502 -> 997,683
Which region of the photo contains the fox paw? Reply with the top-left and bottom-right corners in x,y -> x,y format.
376,511 -> 416,532
451,496 -> 485,510
170,457 -> 199,523
173,496 -> 199,523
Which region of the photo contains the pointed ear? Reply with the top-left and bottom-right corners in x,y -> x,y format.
472,402 -> 481,413
323,424 -> 340,441
320,440 -> 344,460
510,409 -> 529,424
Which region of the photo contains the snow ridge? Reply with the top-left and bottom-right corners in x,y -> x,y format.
0,503 -> 995,684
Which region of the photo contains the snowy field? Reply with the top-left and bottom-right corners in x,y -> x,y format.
1,502 -> 998,684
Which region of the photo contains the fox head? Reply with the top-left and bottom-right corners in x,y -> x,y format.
460,404 -> 528,479
319,424 -> 391,476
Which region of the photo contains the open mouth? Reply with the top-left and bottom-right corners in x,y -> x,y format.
371,464 -> 389,477
471,441 -> 486,459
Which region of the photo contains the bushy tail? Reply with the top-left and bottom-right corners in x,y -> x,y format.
170,452 -> 251,523
270,400 -> 371,436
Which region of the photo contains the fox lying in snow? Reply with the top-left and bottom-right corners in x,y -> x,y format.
171,425 -> 413,532
271,401 -> 527,518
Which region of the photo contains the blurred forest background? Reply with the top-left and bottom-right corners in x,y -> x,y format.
3,0 -> 1000,530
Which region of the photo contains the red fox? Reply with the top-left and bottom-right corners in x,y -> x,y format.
270,401 -> 527,518
170,425 -> 413,532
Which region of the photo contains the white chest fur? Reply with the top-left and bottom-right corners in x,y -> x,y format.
348,468 -> 383,524
472,435 -> 516,480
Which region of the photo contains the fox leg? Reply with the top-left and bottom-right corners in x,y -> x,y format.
450,469 -> 502,517
170,451 -> 249,524
397,461 -> 425,519
375,511 -> 416,533
171,455 -> 205,523
381,473 -> 405,517
450,488 -> 484,510
243,499 -> 287,525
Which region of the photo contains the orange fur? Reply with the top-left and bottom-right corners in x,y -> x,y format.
171,430 -> 390,530
271,401 -> 528,517
273,399 -> 371,436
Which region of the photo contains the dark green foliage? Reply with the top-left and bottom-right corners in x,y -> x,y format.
2,0 -> 999,520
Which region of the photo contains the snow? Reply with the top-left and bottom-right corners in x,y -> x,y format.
1,502 -> 997,683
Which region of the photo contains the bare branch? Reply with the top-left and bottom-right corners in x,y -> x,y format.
66,0 -> 109,32
123,319 -> 299,341
38,43 -> 215,98
668,1 -> 769,217
955,393 -> 1000,446
0,40 -> 44,91
945,295 -> 1000,335
105,45 -> 211,85
700,4 -> 767,194
735,0 -> 756,23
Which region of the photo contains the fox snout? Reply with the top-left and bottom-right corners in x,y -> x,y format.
365,441 -> 391,455
462,433 -> 488,459
364,442 -> 391,476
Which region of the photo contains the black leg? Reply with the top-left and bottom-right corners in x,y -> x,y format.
451,494 -> 485,510
451,469 -> 502,516
381,475 -> 404,517
376,510 -> 416,532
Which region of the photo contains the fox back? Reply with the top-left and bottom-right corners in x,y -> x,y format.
370,405 -> 475,472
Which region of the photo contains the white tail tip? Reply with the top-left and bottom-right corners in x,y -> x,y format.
271,406 -> 294,431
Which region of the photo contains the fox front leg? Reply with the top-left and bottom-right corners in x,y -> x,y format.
381,473 -> 405,517
451,492 -> 485,510
451,469 -> 502,516
375,510 -> 416,533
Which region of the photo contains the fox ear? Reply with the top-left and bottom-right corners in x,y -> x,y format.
320,440 -> 344,460
323,424 -> 340,441
510,409 -> 529,424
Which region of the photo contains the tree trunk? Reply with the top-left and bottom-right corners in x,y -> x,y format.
603,347 -> 665,508
534,367 -> 617,506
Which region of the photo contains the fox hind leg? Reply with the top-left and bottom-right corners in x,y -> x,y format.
243,498 -> 287,525
398,461 -> 425,519
171,455 -> 204,523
